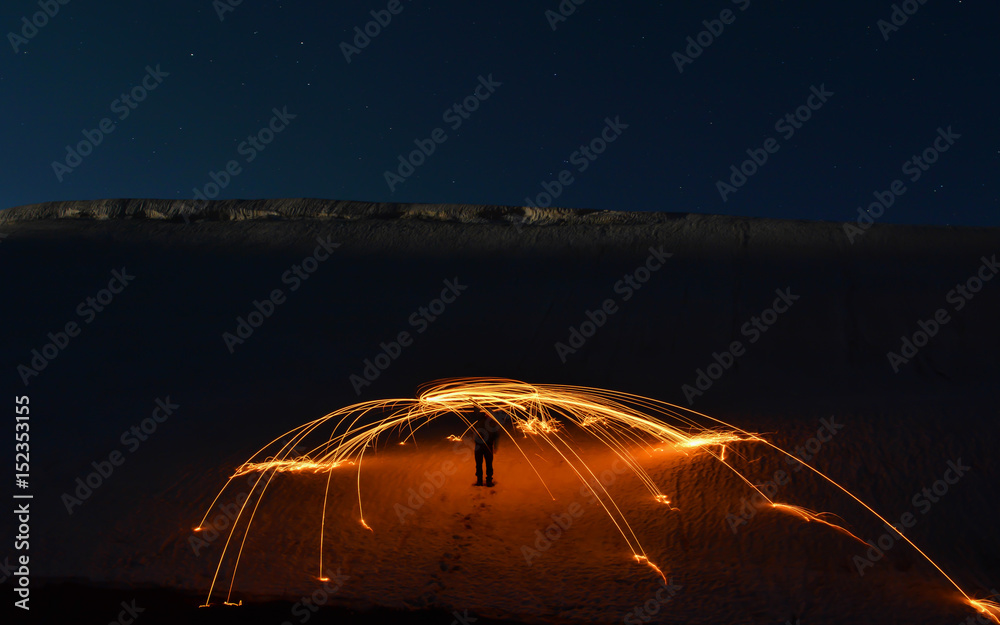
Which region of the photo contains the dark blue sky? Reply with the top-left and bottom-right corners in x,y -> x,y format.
2,0 -> 997,225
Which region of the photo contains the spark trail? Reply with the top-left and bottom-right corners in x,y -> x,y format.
195,378 -> 999,621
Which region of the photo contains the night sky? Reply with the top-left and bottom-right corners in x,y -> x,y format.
2,0 -> 997,226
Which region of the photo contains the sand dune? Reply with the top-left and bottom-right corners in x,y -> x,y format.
2,198 -> 998,624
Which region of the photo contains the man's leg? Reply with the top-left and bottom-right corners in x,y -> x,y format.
474,447 -> 484,485
484,448 -> 494,484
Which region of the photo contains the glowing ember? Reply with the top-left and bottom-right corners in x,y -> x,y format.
516,416 -> 560,435
195,378 -> 999,622
232,459 -> 354,476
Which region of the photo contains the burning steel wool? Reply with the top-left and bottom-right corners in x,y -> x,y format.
195,378 -> 999,621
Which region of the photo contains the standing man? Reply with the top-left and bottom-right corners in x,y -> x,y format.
472,404 -> 501,487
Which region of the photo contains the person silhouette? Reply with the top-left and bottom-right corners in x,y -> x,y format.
472,406 -> 500,487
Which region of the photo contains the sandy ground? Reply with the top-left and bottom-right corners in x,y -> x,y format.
27,412 -> 995,624
1,199 -> 998,624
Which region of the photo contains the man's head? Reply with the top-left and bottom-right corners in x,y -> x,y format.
473,407 -> 490,430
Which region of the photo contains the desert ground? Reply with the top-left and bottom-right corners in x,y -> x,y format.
2,198 -> 998,624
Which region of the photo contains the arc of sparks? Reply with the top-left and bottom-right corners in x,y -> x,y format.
195,378 -> 999,622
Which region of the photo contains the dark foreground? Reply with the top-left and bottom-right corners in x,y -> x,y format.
31,581 -> 527,625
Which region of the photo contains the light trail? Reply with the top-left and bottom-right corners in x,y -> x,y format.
195,378 -> 999,621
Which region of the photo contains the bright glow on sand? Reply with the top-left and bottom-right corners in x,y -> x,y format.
196,378 -> 999,621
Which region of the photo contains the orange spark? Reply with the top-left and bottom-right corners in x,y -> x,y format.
195,377 -> 994,619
